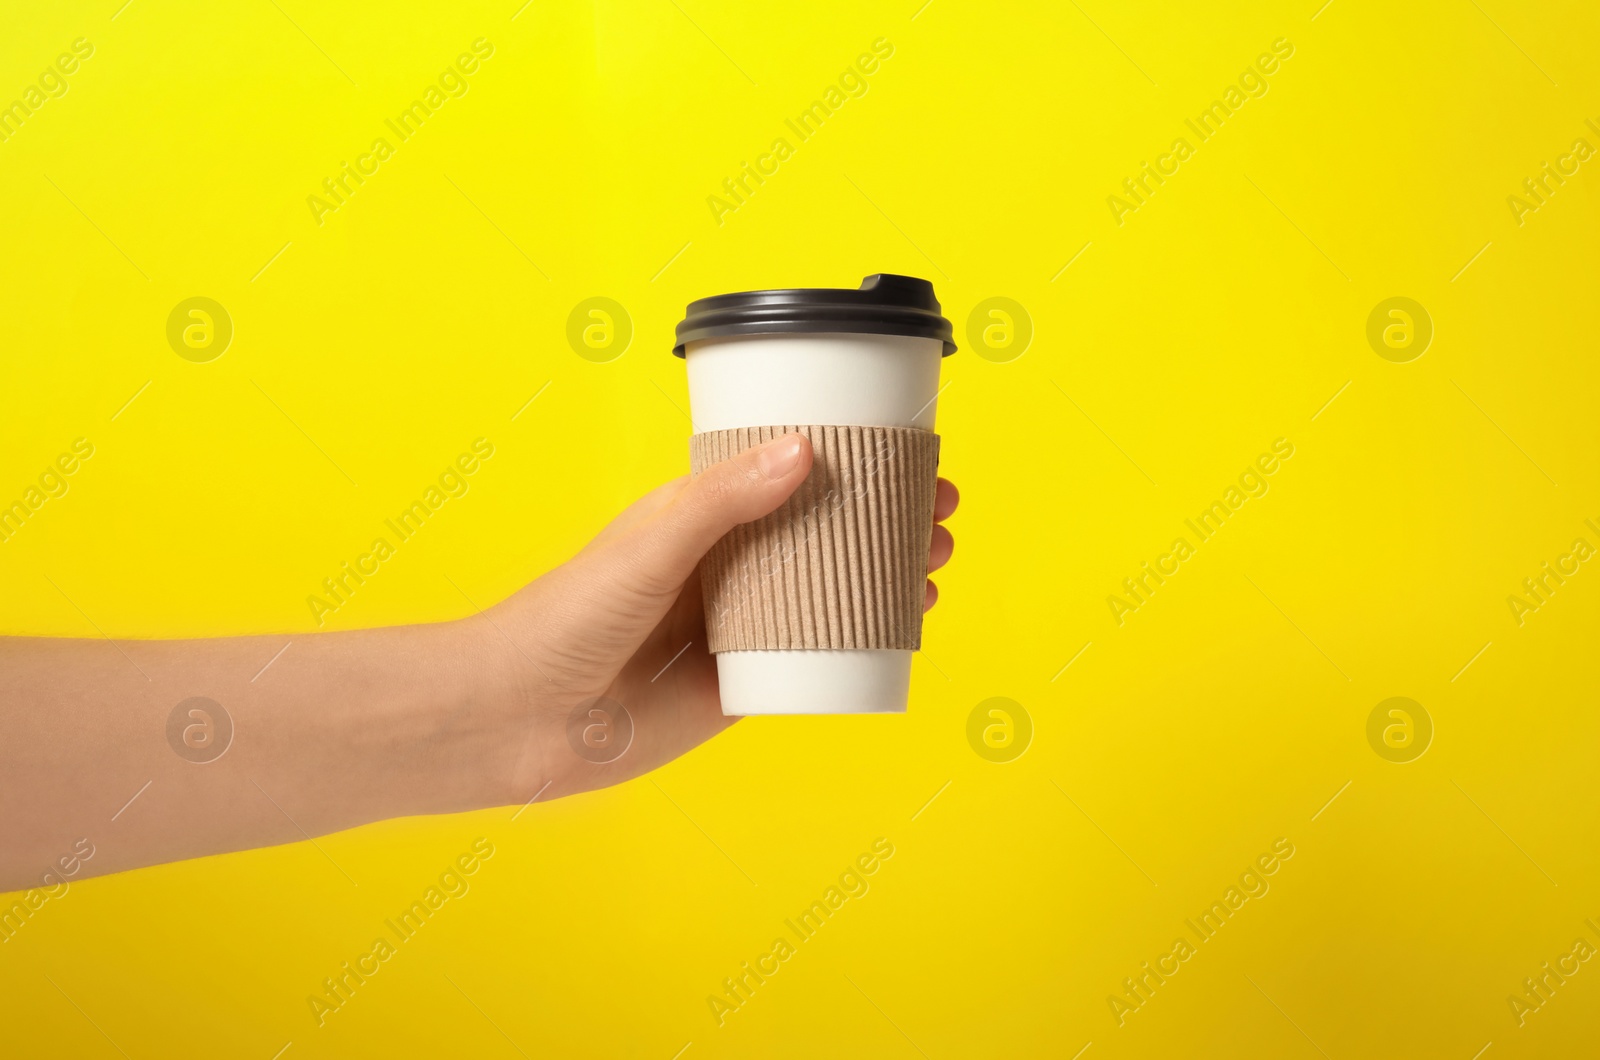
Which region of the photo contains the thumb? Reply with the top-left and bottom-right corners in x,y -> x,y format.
607,432 -> 813,602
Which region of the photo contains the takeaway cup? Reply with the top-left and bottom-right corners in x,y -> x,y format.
672,274 -> 955,714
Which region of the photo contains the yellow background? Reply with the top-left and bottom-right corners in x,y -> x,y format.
3,0 -> 1598,1056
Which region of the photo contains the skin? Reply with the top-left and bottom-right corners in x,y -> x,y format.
0,434 -> 958,893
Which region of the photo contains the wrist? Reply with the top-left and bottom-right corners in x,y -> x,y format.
436,606 -> 564,813
334,618 -> 508,821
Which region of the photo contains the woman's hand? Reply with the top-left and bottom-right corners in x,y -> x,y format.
466,431 -> 960,809
0,433 -> 957,891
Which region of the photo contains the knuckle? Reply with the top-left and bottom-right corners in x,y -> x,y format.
692,456 -> 760,510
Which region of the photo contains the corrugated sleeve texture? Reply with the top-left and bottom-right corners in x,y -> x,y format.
689,425 -> 941,652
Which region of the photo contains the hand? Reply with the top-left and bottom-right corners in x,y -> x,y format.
0,432 -> 958,889
470,431 -> 960,808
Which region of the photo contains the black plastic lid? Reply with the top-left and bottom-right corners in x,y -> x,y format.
672,274 -> 956,357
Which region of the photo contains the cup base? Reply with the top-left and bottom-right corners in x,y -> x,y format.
716,649 -> 912,715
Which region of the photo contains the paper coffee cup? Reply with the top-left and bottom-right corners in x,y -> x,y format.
672,274 -> 956,715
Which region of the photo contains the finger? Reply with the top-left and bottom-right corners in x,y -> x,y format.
927,524 -> 954,573
591,432 -> 814,613
583,476 -> 688,552
923,579 -> 938,612
934,478 -> 959,522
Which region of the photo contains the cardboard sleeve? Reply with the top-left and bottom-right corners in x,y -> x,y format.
689,424 -> 941,653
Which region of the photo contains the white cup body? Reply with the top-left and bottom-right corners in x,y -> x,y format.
683,332 -> 944,715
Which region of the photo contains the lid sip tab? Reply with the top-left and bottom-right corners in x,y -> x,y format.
672,273 -> 957,357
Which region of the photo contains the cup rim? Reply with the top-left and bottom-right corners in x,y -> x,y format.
672,273 -> 956,357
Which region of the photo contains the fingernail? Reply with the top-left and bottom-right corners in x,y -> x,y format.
757,435 -> 804,479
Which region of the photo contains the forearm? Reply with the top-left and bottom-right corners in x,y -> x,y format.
1,619 -> 503,891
